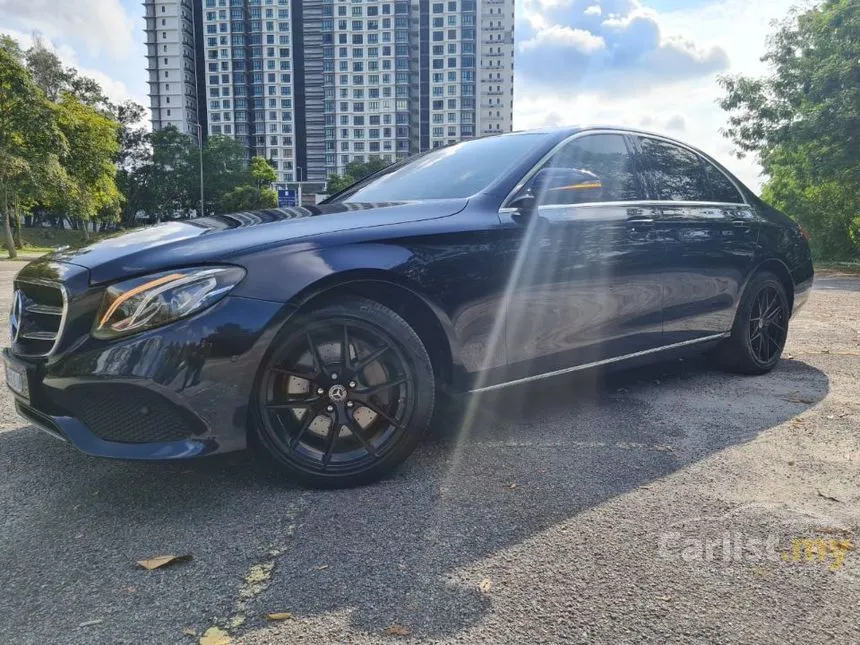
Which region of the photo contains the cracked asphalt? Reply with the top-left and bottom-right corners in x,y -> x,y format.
0,260 -> 858,645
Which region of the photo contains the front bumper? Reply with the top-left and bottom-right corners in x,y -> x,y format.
5,295 -> 288,460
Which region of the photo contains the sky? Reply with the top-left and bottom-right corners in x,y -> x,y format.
0,0 -> 797,190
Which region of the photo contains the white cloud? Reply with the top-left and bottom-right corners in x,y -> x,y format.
584,5 -> 602,16
520,25 -> 606,53
514,0 -> 796,191
0,0 -> 134,57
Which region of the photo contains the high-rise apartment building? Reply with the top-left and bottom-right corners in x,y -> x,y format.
147,0 -> 514,187
201,0 -> 298,184
479,0 -> 514,136
144,0 -> 207,143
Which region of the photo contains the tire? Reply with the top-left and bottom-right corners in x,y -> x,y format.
716,271 -> 790,375
252,296 -> 435,488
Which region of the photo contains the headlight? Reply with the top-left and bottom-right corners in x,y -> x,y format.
93,266 -> 246,340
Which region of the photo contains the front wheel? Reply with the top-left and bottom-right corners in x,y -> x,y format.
252,297 -> 435,488
717,271 -> 790,375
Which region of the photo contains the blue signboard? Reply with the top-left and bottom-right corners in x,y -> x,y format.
278,189 -> 297,207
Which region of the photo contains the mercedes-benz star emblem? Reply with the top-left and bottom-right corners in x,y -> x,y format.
9,290 -> 22,343
328,384 -> 347,403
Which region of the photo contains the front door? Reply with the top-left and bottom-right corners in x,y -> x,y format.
502,132 -> 665,378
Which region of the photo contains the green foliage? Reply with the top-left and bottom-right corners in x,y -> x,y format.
0,41 -> 68,257
53,95 -> 122,238
250,156 -> 277,187
326,174 -> 355,195
218,185 -> 278,213
718,0 -> 860,260
326,156 -> 391,195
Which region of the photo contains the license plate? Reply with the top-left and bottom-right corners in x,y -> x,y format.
5,361 -> 29,400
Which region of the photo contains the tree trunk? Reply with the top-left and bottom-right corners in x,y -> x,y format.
4,212 -> 17,259
13,205 -> 22,249
2,188 -> 15,260
81,218 -> 90,241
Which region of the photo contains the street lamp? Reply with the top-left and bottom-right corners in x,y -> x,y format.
193,123 -> 204,217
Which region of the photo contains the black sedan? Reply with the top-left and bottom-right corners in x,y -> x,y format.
4,127 -> 813,487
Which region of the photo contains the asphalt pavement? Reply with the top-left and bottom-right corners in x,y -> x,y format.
0,260 -> 857,645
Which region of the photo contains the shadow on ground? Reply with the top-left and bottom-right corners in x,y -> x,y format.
0,356 -> 829,644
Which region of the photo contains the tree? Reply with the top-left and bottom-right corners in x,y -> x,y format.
25,36 -> 107,108
326,156 -> 391,195
54,95 -> 122,239
0,41 -> 68,257
149,126 -> 196,219
217,185 -> 278,213
718,0 -> 860,259
199,136 -> 252,214
110,101 -> 155,227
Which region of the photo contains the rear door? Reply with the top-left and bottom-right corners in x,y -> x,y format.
633,135 -> 759,343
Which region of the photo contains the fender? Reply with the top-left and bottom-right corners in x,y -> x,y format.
235,241 -> 470,384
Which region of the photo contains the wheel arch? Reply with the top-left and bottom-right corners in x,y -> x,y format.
282,269 -> 460,389
747,257 -> 796,314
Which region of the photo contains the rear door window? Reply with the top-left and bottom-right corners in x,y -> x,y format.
703,160 -> 745,203
637,137 -> 709,202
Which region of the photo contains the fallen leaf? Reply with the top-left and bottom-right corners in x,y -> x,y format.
787,460 -> 795,466
478,578 -> 493,593
78,619 -> 103,628
384,625 -> 410,637
506,482 -> 517,490
659,596 -> 672,602
826,415 -> 835,420
182,627 -> 197,636
781,394 -> 815,404
266,612 -> 294,621
198,627 -> 233,645
199,626 -> 232,645
313,564 -> 329,571
817,489 -> 842,503
814,527 -> 853,536
137,554 -> 193,570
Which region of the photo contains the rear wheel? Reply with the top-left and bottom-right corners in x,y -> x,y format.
252,297 -> 435,488
717,271 -> 790,375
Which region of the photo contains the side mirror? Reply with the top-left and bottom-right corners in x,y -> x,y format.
508,193 -> 536,216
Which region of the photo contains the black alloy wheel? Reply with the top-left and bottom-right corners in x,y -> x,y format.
748,284 -> 788,365
718,271 -> 790,375
253,297 -> 435,488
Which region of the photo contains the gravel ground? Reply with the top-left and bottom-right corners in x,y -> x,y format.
0,261 -> 857,645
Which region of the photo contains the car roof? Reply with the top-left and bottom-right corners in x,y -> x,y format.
507,124 -> 694,147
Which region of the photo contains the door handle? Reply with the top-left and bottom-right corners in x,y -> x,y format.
627,217 -> 654,227
732,219 -> 751,229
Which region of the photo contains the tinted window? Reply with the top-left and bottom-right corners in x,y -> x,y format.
704,161 -> 744,203
538,134 -> 643,205
638,137 -> 709,202
337,134 -> 550,202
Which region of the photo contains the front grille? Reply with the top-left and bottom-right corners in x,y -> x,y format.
12,280 -> 67,357
53,384 -> 201,444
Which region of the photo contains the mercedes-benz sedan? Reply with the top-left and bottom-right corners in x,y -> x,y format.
4,127 -> 813,487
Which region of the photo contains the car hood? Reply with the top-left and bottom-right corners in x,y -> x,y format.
49,199 -> 467,285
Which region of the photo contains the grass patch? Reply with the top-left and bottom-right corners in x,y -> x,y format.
1,227 -> 115,260
815,261 -> 860,275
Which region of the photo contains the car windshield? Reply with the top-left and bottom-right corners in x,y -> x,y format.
334,133 -> 551,202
